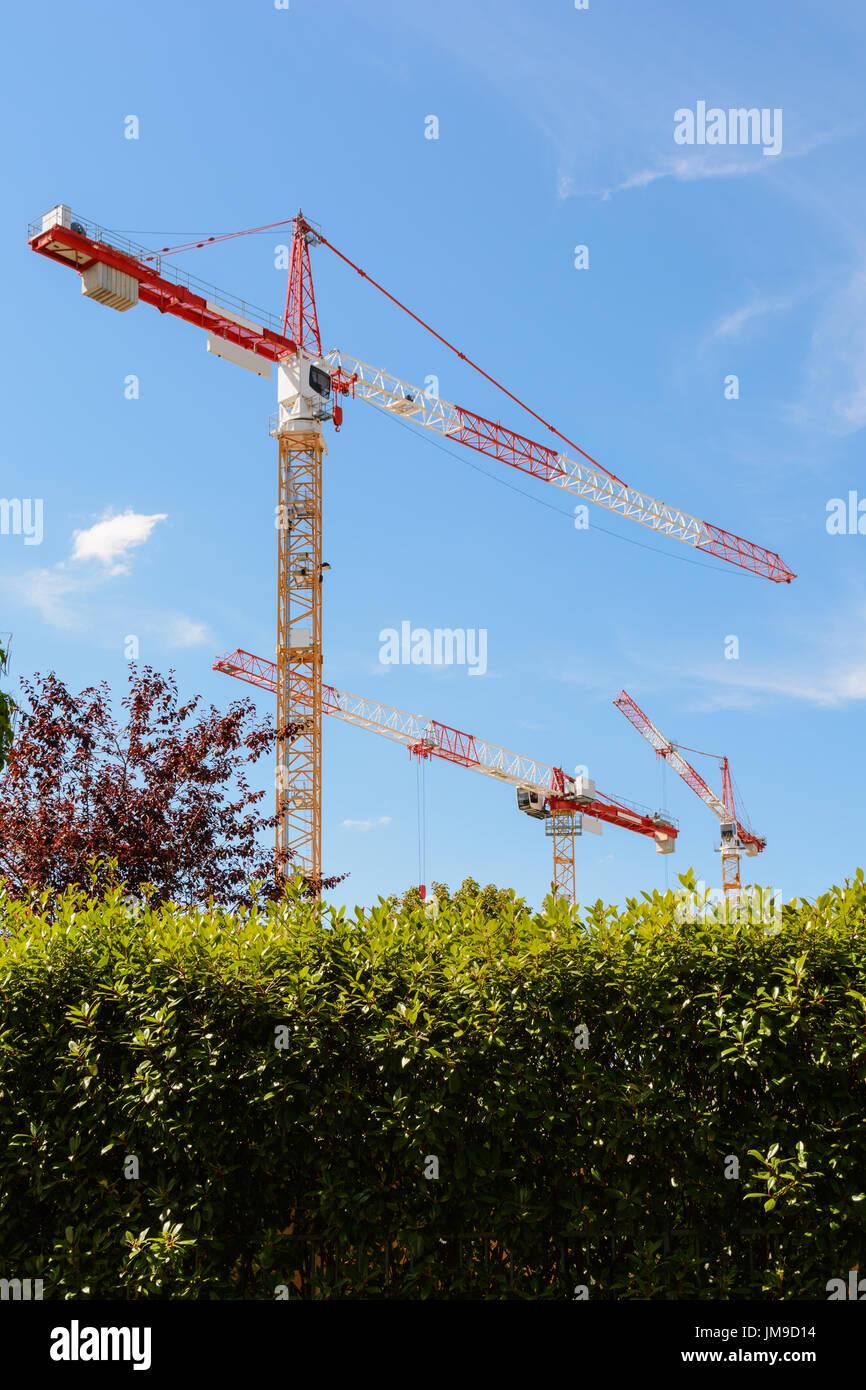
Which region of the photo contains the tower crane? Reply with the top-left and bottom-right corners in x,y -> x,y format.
214,648 -> 678,903
28,205 -> 348,888
29,203 -> 791,893
613,690 -> 765,895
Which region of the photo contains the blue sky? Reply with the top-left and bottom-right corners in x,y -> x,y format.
2,0 -> 865,910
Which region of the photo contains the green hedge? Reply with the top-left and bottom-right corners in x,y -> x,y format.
0,874 -> 864,1299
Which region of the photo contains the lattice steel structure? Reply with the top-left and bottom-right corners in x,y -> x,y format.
274,426 -> 325,882
546,811 -> 579,902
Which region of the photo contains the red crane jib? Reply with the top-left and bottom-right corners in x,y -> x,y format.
454,406 -> 564,483
29,224 -> 298,362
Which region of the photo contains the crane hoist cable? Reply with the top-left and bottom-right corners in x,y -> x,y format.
384,401 -> 741,579
312,229 -> 625,484
416,753 -> 428,902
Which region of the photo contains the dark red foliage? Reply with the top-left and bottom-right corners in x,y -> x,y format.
0,665 -> 344,907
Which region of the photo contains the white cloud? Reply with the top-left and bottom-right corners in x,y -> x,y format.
11,567 -> 92,629
2,511 -> 212,647
693,660 -> 866,711
163,614 -> 211,648
590,597 -> 866,713
5,570 -> 213,649
340,816 -> 392,831
674,601 -> 866,711
603,152 -> 771,200
791,266 -> 866,435
704,295 -> 791,345
601,129 -> 849,203
72,509 -> 167,574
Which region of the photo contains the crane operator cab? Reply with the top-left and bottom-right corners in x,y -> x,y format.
516,787 -> 549,819
276,351 -> 333,430
308,363 -> 331,402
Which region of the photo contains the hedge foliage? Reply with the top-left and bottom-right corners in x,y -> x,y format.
0,872 -> 864,1299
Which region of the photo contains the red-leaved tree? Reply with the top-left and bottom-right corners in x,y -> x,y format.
0,665 -> 343,906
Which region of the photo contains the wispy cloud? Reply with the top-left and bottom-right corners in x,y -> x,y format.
690,659 -> 866,711
601,129 -> 851,203
11,567 -> 96,629
790,265 -> 866,435
340,816 -> 392,832
604,152 -> 766,199
163,614 -> 211,648
594,595 -> 866,712
703,294 -> 792,346
677,601 -> 866,711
